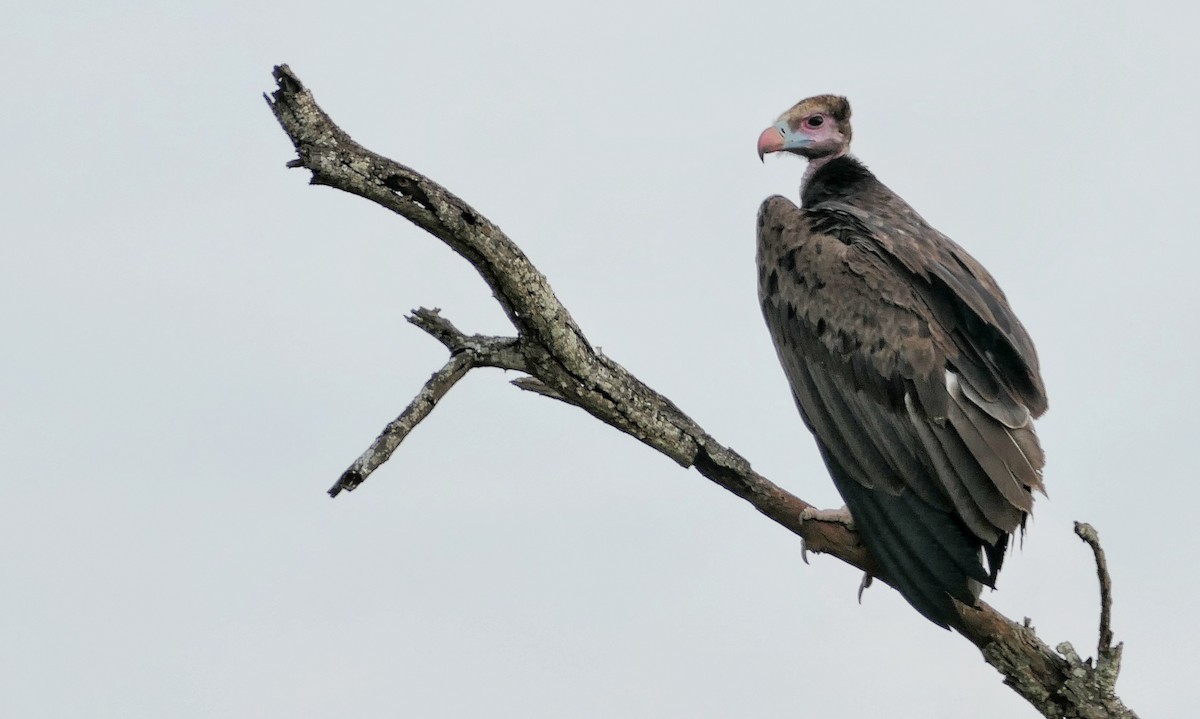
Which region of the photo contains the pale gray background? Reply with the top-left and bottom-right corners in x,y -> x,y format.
3,1 -> 1195,717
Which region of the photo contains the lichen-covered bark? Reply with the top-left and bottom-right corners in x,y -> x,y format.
266,64 -> 1137,719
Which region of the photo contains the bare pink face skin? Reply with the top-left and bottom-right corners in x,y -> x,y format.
757,95 -> 853,184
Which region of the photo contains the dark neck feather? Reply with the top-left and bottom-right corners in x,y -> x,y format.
801,155 -> 877,208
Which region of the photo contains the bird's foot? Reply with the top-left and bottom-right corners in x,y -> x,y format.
799,505 -> 855,564
800,505 -> 855,527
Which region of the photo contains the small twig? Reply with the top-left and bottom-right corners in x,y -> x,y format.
406,308 -> 470,351
330,308 -> 530,497
1074,522 -> 1115,656
510,376 -> 570,403
405,308 -> 525,368
329,351 -> 477,497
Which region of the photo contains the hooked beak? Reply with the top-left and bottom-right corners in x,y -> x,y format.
757,120 -> 808,161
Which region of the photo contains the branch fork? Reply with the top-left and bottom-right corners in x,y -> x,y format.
267,65 -> 1136,718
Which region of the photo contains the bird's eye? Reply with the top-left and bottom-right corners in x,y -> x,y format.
806,115 -> 824,128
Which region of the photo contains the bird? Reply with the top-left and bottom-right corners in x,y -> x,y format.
755,95 -> 1047,628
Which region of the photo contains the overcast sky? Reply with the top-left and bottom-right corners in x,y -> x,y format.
3,1 -> 1196,717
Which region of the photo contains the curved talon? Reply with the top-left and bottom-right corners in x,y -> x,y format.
858,573 -> 874,603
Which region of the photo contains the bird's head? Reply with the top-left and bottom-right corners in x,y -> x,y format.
757,94 -> 852,162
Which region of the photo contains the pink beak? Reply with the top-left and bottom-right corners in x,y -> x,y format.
757,125 -> 785,161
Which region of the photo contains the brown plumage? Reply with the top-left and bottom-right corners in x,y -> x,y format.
756,95 -> 1047,628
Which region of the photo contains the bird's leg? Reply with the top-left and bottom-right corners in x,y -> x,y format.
799,505 -> 856,564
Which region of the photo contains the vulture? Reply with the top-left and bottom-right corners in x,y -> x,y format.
755,95 -> 1047,628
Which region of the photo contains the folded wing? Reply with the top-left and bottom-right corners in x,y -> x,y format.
757,193 -> 1046,628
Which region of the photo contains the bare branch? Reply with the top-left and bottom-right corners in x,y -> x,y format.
329,350 -> 475,497
406,307 -> 527,371
268,65 -> 1138,718
510,376 -> 572,403
1075,522 -> 1115,655
329,307 -> 529,497
1074,521 -> 1125,700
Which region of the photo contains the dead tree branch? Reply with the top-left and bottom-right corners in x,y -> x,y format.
1072,522 -> 1124,695
329,308 -> 527,497
266,64 -> 1137,719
